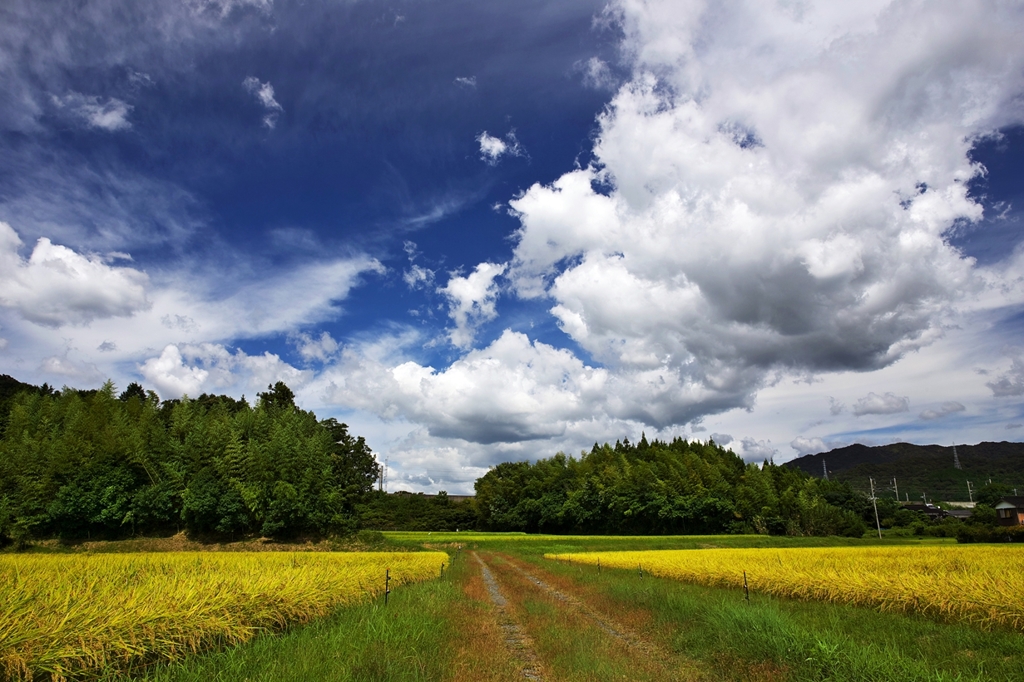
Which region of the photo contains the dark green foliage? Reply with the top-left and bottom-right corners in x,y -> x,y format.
356,490 -> 479,531
956,524 -> 1024,543
786,441 -> 1024,502
0,378 -> 381,543
966,503 -> 997,525
973,482 -> 1014,507
475,438 -> 866,536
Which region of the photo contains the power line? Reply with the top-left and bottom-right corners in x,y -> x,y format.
869,478 -> 882,540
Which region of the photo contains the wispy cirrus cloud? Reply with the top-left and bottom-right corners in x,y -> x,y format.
51,92 -> 132,131
242,76 -> 283,129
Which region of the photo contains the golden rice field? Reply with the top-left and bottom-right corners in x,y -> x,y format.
547,545 -> 1024,631
0,550 -> 446,681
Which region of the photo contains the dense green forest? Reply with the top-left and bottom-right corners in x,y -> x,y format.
474,436 -> 869,537
0,377 -> 379,545
2,374 -> 1012,546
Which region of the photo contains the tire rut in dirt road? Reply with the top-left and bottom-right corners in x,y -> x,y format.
473,552 -> 545,681
501,557 -> 670,662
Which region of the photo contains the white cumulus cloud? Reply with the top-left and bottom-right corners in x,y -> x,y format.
986,348 -> 1024,397
0,222 -> 150,327
291,330 -> 340,363
498,0 -> 1024,429
477,130 -> 523,164
790,436 -> 829,456
140,343 -> 310,399
919,401 -> 966,420
322,329 -> 610,445
739,437 -> 778,463
853,392 -> 910,416
438,262 -> 506,349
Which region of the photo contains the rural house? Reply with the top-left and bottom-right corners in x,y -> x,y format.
900,502 -> 947,521
994,497 -> 1024,527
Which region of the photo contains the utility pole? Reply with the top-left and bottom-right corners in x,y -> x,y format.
383,456 -> 389,493
892,477 -> 899,501
869,478 -> 882,539
967,481 -> 974,503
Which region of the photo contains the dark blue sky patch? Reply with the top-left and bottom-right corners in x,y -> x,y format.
954,125 -> 1024,264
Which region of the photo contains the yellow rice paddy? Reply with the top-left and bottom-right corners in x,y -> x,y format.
547,545 -> 1024,631
0,551 -> 446,680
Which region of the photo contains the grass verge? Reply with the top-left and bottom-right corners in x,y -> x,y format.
536,555 -> 1024,682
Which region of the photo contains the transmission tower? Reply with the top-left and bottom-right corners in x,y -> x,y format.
822,460 -> 829,481
953,443 -> 962,470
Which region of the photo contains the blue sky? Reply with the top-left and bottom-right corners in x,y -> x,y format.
2,0 -> 1023,492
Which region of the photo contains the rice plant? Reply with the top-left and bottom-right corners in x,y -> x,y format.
546,545 -> 1024,631
0,551 -> 446,680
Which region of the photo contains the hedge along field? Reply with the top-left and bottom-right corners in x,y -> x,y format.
0,551 -> 446,681
547,545 -> 1024,631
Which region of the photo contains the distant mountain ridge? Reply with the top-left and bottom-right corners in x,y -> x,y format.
785,441 -> 1024,502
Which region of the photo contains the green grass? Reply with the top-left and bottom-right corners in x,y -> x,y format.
55,532 -> 1021,681
131,556 -> 462,682
386,530 -> 956,557
534,551 -> 1024,682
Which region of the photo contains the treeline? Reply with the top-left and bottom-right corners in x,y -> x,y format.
357,491 -> 478,532
5,373 -> 1012,545
786,441 -> 1024,502
0,378 -> 379,545
474,436 -> 869,537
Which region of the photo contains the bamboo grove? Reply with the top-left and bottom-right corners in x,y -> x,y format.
474,437 -> 869,536
0,378 -> 380,544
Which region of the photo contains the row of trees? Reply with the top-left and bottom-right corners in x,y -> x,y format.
0,378 -> 379,544
10,374 -> 1008,544
356,491 -> 478,531
474,436 -> 868,537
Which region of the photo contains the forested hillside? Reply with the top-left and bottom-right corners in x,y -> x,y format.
786,442 -> 1024,502
0,378 -> 379,545
474,436 -> 867,537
